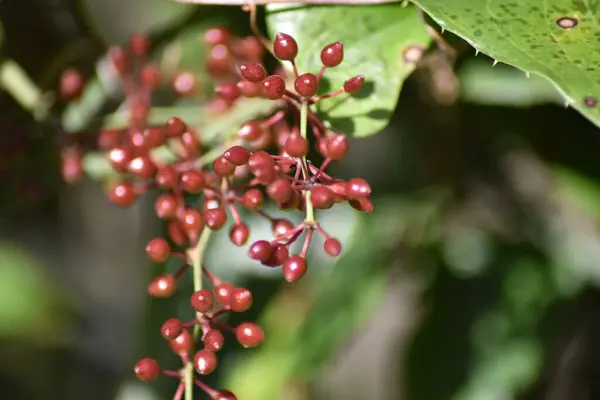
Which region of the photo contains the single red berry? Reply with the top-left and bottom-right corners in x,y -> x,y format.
324,237 -> 342,257
161,318 -> 183,340
155,194 -> 178,219
155,166 -> 179,189
237,36 -> 264,61
215,83 -> 241,103
108,46 -> 129,74
108,181 -> 137,207
191,289 -> 214,313
343,75 -> 365,93
248,150 -> 274,172
326,134 -> 349,161
271,219 -> 294,237
129,33 -> 151,57
310,185 -> 335,209
194,350 -> 218,375
230,287 -> 252,312
267,179 -> 294,204
205,208 -> 228,230
168,220 -> 188,246
171,71 -> 197,96
294,73 -> 318,97
146,238 -> 171,263
349,198 -> 374,213
107,147 -> 133,172
229,223 -> 250,246
346,178 -> 371,200
261,75 -> 286,100
238,121 -> 263,141
60,68 -> 84,100
169,330 -> 193,355
203,329 -> 225,352
242,189 -> 264,210
215,282 -> 235,307
277,190 -> 301,211
327,181 -> 348,202
134,358 -> 160,382
180,131 -> 200,154
165,117 -> 187,137
213,156 -> 236,177
180,208 -> 204,237
204,27 -> 231,46
248,240 -> 273,262
262,244 -> 289,267
284,134 -> 309,157
97,129 -> 120,150
148,274 -> 176,298
128,155 -> 157,179
235,322 -> 264,348
61,146 -> 83,184
181,170 -> 205,193
140,64 -> 161,88
237,80 -> 262,98
273,33 -> 298,61
213,390 -> 237,400
239,62 -> 267,83
223,146 -> 251,166
320,42 -> 344,67
144,126 -> 165,148
282,255 -> 307,282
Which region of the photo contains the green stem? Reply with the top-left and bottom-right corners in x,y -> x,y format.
183,227 -> 213,400
0,60 -> 51,121
299,101 -> 315,224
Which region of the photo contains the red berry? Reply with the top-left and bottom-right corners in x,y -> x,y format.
271,219 -> 294,237
203,329 -> 225,352
326,134 -> 349,161
235,322 -> 264,348
191,289 -> 214,313
148,274 -> 176,298
165,117 -> 187,137
171,71 -> 197,96
215,282 -> 235,307
261,75 -> 286,100
205,208 -> 228,230
161,318 -> 183,340
213,390 -> 237,400
346,178 -> 371,200
248,150 -> 274,171
229,223 -> 250,246
60,68 -> 84,100
239,62 -> 267,83
267,179 -> 294,204
282,255 -> 307,282
324,237 -> 342,257
236,36 -> 264,61
262,244 -> 289,267
155,194 -> 178,219
180,208 -> 204,237
237,80 -> 262,97
248,240 -> 273,262
204,27 -> 231,46
61,146 -> 83,184
181,131 -> 200,154
320,42 -> 344,67
168,220 -> 188,246
284,134 -> 309,157
134,358 -> 160,382
273,33 -> 298,61
144,126 -> 165,147
215,83 -> 241,103
230,287 -> 252,313
349,197 -> 374,213
169,330 -> 193,355
146,238 -> 170,263
155,166 -> 179,189
129,33 -> 151,57
194,350 -> 218,375
128,155 -> 157,179
181,170 -> 205,193
213,156 -> 236,177
343,75 -> 365,93
140,64 -> 161,88
107,147 -> 133,172
108,181 -> 137,207
294,73 -> 318,97
310,185 -> 334,209
238,121 -> 263,141
98,129 -> 120,150
242,189 -> 264,210
108,46 -> 129,74
223,146 -> 250,166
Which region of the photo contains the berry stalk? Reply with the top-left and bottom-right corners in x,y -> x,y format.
299,101 -> 315,224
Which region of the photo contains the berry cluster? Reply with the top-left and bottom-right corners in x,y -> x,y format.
59,25 -> 372,400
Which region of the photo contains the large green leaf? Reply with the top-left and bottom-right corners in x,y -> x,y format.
412,0 -> 600,128
266,4 -> 431,137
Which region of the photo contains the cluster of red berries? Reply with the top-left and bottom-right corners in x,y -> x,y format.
59,25 -> 373,400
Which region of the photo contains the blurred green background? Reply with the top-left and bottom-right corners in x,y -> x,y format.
2,1 -> 600,400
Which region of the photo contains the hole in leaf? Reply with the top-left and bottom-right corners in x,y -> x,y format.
556,17 -> 578,29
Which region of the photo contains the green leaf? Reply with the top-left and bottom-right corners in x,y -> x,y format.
412,0 -> 600,128
266,4 -> 431,137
